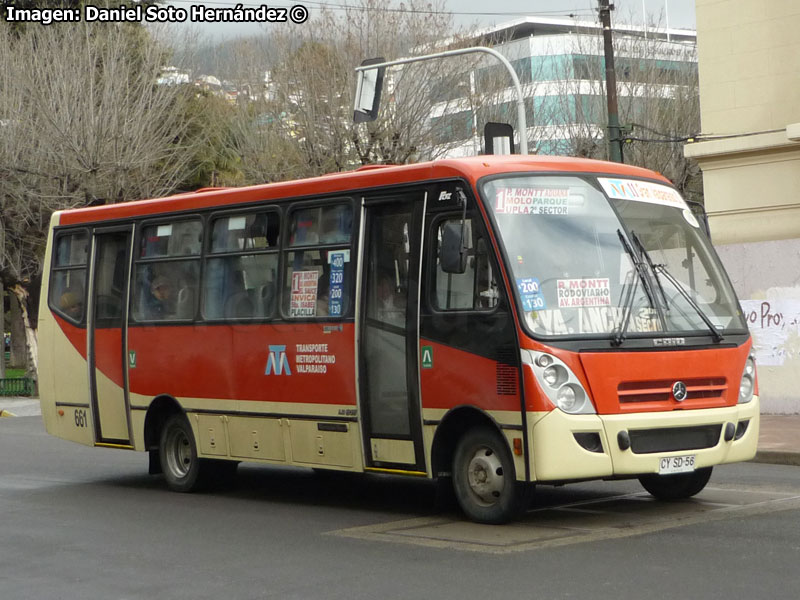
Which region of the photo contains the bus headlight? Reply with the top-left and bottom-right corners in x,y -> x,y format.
557,384 -> 586,412
542,365 -> 567,388
524,351 -> 595,415
738,354 -> 756,404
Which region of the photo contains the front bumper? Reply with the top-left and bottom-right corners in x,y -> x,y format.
529,396 -> 760,482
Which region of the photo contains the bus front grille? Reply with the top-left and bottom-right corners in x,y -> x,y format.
618,378 -> 727,404
629,424 -> 723,454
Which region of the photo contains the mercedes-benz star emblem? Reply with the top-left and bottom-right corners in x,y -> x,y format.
672,381 -> 688,402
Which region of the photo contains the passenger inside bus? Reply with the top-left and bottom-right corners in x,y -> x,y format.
146,275 -> 177,319
59,288 -> 84,320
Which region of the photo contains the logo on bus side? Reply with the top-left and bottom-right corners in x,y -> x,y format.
265,345 -> 292,376
672,381 -> 688,402
421,345 -> 433,369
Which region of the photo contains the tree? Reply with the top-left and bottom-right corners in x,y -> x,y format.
216,0 -> 495,183
0,19 -> 202,373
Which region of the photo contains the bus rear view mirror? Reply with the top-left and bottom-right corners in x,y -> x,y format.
441,221 -> 467,274
353,57 -> 385,123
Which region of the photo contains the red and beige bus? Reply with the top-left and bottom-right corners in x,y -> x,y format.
38,155 -> 759,523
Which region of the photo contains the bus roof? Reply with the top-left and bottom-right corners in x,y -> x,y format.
57,155 -> 671,226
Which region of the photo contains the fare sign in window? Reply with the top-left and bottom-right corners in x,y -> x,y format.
328,251 -> 347,317
290,271 -> 318,317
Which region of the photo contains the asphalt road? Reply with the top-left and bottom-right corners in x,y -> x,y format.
2,415 -> 800,599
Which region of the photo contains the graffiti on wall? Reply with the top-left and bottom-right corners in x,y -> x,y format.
740,299 -> 800,366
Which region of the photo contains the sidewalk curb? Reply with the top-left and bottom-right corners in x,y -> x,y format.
752,451 -> 800,467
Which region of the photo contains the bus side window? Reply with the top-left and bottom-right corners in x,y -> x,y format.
284,203 -> 353,319
132,219 -> 202,322
203,211 -> 280,320
433,218 -> 498,311
49,231 -> 89,324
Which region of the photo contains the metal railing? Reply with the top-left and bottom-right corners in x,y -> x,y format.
0,377 -> 36,397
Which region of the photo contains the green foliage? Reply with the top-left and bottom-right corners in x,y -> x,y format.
175,90 -> 244,190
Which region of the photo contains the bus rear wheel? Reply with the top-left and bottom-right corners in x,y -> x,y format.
452,427 -> 527,524
160,414 -> 206,492
638,466 -> 713,500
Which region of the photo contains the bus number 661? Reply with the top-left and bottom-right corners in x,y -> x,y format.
74,409 -> 88,428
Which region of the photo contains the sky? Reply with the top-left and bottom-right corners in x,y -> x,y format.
164,0 -> 697,41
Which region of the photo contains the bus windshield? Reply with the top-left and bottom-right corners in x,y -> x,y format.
481,174 -> 747,340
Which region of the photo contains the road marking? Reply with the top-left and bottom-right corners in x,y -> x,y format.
327,487 -> 800,554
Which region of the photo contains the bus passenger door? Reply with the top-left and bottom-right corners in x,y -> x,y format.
88,227 -> 133,446
358,194 -> 426,473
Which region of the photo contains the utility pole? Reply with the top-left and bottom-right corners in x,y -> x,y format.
599,0 -> 623,163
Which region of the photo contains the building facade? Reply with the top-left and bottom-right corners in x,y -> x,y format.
430,17 -> 698,161
684,0 -> 800,414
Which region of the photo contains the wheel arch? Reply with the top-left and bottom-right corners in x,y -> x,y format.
430,406 -> 507,479
143,395 -> 185,449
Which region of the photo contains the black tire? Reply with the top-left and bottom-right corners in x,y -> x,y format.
159,414 -> 207,492
452,427 -> 528,524
639,466 -> 713,500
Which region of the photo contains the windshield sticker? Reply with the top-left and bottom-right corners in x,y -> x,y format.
516,278 -> 546,311
683,209 -> 700,228
526,307 -> 660,336
557,278 -> 611,308
598,178 -> 687,210
290,270 -> 318,317
495,187 -> 570,215
527,309 -> 569,334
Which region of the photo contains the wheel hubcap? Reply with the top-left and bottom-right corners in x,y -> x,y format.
466,446 -> 504,505
166,428 -> 192,478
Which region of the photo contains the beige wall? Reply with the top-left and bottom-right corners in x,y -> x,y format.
695,0 -> 800,134
687,1 -> 800,413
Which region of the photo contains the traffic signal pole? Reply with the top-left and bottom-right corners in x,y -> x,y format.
354,46 -> 528,155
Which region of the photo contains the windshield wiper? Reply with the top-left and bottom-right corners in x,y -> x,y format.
612,262 -> 639,346
612,229 -> 656,346
630,231 -> 669,310
651,262 -> 724,342
629,231 -> 724,343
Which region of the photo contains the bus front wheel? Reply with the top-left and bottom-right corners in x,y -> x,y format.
638,466 -> 713,500
452,427 -> 528,524
159,414 -> 205,492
